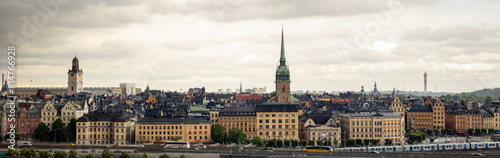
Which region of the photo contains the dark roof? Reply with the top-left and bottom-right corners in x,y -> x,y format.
219,107 -> 256,116
77,111 -> 131,122
341,111 -> 402,117
256,102 -> 298,112
305,115 -> 331,125
136,116 -> 209,124
408,105 -> 433,112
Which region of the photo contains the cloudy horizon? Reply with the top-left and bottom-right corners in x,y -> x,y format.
1,0 -> 499,93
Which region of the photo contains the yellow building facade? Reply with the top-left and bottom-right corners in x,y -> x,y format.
340,111 -> 405,145
218,107 -> 256,138
76,111 -> 135,145
135,117 -> 211,143
255,102 -> 299,140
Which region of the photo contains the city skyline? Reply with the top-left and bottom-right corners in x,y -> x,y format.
1,0 -> 500,93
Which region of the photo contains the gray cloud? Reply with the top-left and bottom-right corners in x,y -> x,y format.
1,0 -> 500,93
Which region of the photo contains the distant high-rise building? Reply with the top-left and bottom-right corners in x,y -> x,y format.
275,26 -> 291,103
424,71 -> 428,94
226,88 -> 232,93
217,89 -> 224,93
68,55 -> 83,95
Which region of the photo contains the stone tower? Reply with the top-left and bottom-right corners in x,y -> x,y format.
275,26 -> 291,103
68,55 -> 83,95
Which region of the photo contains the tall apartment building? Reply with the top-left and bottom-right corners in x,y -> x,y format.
256,102 -> 299,140
340,111 -> 405,145
76,111 -> 135,145
218,107 -> 256,138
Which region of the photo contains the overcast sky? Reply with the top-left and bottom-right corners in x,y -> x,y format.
1,0 -> 499,93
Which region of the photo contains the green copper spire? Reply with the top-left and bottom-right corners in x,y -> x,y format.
276,26 -> 290,82
280,26 -> 286,66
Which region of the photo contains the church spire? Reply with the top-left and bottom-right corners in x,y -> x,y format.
280,26 -> 286,66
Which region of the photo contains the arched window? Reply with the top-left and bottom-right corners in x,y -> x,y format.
71,87 -> 74,91
282,85 -> 285,92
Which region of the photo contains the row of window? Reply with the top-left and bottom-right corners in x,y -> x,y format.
258,119 -> 295,123
259,125 -> 295,129
77,128 -> 124,133
259,131 -> 295,136
259,114 -> 296,117
78,122 -> 124,126
221,122 -> 255,126
219,117 -> 255,120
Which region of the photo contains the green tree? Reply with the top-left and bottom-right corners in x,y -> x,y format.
101,148 -> 113,158
481,128 -> 487,134
4,132 -> 20,141
267,139 -> 275,147
355,139 -> 362,146
488,128 -> 495,134
291,140 -> 299,147
228,127 -> 245,144
468,129 -> 474,135
69,150 -> 78,158
276,139 -> 283,147
252,136 -> 265,147
159,154 -> 169,158
180,154 -> 186,158
348,139 -> 355,146
51,118 -> 66,142
54,151 -> 68,158
284,139 -> 291,147
120,152 -> 130,158
447,129 -> 454,135
39,151 -> 51,158
300,140 -> 307,147
308,140 -> 315,146
385,139 -> 393,145
325,140 -> 331,146
35,122 -> 50,141
485,95 -> 494,105
398,94 -> 407,101
475,129 -> 481,135
441,129 -> 447,135
363,139 -> 370,146
211,124 -> 227,143
316,140 -> 322,146
371,139 -> 380,145
142,152 -> 148,158
86,153 -> 93,158
21,147 -> 37,158
6,148 -> 19,156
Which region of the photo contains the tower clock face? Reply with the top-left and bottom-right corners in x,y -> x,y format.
71,73 -> 74,77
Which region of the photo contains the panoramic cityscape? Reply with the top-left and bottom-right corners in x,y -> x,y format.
1,0 -> 500,158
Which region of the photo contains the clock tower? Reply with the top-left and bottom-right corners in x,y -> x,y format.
68,55 -> 83,95
275,27 -> 291,102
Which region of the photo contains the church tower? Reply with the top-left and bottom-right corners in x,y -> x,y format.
68,55 -> 83,95
275,26 -> 291,103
